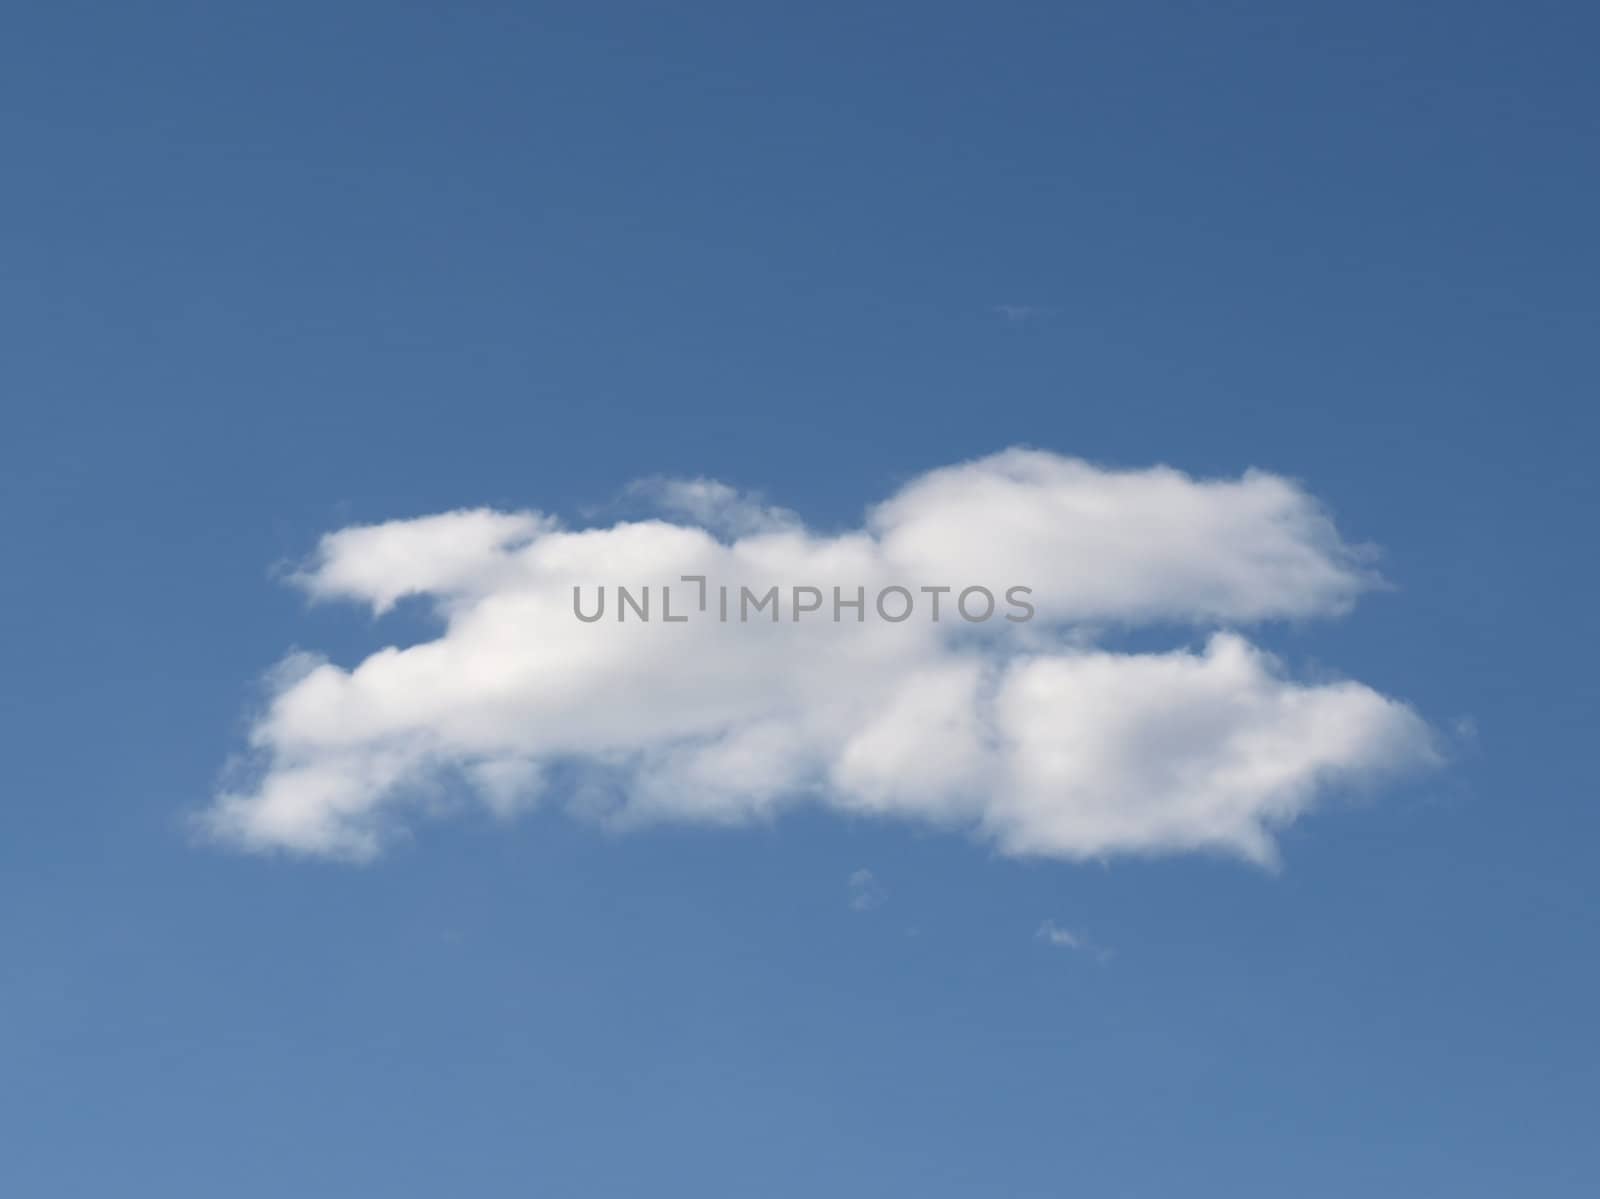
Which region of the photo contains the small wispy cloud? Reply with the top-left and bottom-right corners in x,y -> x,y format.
626,476 -> 800,539
1035,919 -> 1082,948
992,304 -> 1055,323
1036,919 -> 1111,961
848,868 -> 886,911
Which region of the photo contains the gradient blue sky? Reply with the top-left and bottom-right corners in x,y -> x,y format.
3,2 -> 1597,1194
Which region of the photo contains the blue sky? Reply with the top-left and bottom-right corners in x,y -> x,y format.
3,2 -> 1597,1194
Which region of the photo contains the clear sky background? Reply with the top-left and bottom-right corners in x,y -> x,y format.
2,2 -> 1597,1194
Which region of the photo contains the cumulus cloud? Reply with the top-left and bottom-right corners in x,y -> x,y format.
202,449 -> 1434,862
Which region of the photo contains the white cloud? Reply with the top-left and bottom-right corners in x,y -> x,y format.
625,476 -> 800,539
1036,919 -> 1111,961
993,304 -> 1055,323
847,869 -> 886,911
1035,920 -> 1084,950
202,449 -> 1435,863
